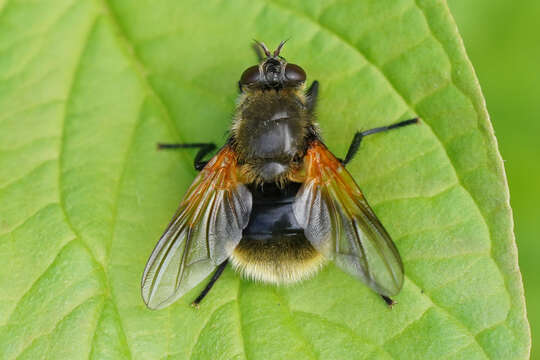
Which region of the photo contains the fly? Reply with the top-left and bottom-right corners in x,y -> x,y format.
141,40 -> 419,309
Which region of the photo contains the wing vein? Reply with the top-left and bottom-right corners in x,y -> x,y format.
294,141 -> 403,297
141,146 -> 252,309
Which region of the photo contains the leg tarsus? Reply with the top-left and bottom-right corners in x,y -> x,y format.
157,142 -> 216,171
342,118 -> 419,166
191,259 -> 228,308
381,295 -> 396,308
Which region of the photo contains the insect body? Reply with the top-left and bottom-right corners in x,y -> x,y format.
141,41 -> 418,309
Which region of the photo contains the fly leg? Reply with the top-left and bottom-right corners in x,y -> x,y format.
342,118 -> 419,166
306,80 -> 319,113
191,259 -> 229,308
157,142 -> 216,171
381,295 -> 396,308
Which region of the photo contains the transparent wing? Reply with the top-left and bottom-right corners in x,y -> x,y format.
141,146 -> 252,309
293,141 -> 403,296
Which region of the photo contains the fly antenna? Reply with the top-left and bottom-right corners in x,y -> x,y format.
273,39 -> 288,57
254,40 -> 271,58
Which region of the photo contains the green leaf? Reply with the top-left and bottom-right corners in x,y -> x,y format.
0,0 -> 530,359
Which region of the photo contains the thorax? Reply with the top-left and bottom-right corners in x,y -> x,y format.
232,89 -> 309,184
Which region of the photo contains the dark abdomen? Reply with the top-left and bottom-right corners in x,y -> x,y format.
231,182 -> 325,283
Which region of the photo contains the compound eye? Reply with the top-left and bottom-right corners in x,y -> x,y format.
284,63 -> 306,82
240,65 -> 261,85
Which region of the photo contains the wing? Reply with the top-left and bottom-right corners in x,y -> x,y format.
292,141 -> 403,296
141,146 -> 252,309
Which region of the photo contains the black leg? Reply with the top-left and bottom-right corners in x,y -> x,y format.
191,259 -> 229,308
381,295 -> 396,308
306,80 -> 319,113
157,142 -> 216,171
342,118 -> 419,166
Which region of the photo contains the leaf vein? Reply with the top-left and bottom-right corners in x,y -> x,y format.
13,295 -> 105,360
272,289 -> 318,360
292,310 -> 396,359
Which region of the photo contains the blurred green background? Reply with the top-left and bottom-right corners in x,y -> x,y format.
449,0 -> 539,357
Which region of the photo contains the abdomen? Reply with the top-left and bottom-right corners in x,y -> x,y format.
230,182 -> 325,283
